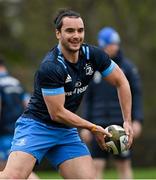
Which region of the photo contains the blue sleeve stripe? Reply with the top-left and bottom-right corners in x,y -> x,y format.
41,87 -> 64,96
57,57 -> 67,69
82,46 -> 86,54
101,60 -> 116,77
86,46 -> 90,60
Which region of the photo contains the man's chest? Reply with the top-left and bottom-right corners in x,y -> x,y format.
64,61 -> 94,96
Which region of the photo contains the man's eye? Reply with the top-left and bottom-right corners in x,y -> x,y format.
66,29 -> 74,33
78,29 -> 84,33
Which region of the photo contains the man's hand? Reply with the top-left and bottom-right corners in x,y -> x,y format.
123,121 -> 133,149
91,125 -> 112,151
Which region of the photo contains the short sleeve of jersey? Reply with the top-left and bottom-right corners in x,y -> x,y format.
37,61 -> 66,96
90,45 -> 116,77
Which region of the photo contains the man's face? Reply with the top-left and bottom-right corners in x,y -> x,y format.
56,17 -> 85,52
103,44 -> 120,58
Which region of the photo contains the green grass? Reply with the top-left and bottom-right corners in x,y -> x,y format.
37,171 -> 62,179
37,167 -> 156,179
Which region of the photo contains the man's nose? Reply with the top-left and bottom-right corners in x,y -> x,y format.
73,31 -> 79,38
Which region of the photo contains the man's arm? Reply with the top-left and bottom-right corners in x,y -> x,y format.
43,93 -> 112,150
44,93 -> 94,129
104,64 -> 133,148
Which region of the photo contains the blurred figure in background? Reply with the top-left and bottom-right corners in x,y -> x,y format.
80,27 -> 143,179
0,58 -> 39,179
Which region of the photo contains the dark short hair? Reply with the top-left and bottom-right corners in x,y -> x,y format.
54,8 -> 81,31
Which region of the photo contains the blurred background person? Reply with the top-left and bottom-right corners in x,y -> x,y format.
0,58 -> 39,179
80,27 -> 143,179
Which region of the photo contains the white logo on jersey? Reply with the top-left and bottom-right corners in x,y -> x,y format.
85,64 -> 94,75
65,85 -> 88,96
14,138 -> 26,146
75,81 -> 82,87
65,74 -> 72,83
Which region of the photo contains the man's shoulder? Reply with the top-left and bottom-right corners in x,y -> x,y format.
38,51 -> 67,78
81,43 -> 107,59
82,43 -> 100,52
40,47 -> 64,71
42,46 -> 58,64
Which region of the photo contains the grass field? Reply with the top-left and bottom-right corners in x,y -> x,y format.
37,167 -> 156,179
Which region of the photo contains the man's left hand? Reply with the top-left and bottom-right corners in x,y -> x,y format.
123,121 -> 133,149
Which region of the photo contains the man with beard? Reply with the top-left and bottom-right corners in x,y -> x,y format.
0,11 -> 133,179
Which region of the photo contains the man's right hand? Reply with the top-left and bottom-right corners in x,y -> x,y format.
90,125 -> 112,151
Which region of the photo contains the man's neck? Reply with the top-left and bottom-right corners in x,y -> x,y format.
60,46 -> 79,63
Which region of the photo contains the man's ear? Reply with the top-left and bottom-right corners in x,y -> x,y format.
56,29 -> 60,40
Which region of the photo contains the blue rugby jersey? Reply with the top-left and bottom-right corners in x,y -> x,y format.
0,72 -> 26,135
23,44 -> 115,127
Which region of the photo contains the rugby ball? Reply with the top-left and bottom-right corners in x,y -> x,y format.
105,125 -> 128,155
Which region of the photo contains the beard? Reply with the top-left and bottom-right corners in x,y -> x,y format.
61,39 -> 83,53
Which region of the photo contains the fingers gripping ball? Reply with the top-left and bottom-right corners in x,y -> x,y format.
105,125 -> 128,155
